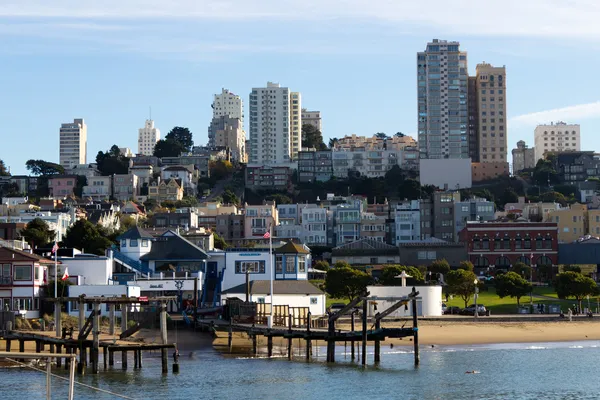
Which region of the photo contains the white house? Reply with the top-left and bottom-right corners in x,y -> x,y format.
58,254 -> 113,285
161,165 -> 196,193
82,176 -> 112,201
0,211 -> 72,242
366,285 -> 442,317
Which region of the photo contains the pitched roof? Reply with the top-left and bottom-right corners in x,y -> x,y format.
116,225 -> 154,240
139,232 -> 208,261
273,240 -> 310,254
221,280 -> 323,295
0,246 -> 56,264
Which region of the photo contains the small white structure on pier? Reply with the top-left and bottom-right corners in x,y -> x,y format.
366,285 -> 443,317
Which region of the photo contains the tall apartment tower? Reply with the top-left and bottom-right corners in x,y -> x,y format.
138,119 -> 160,156
534,122 -> 580,161
512,140 -> 536,173
467,76 -> 479,162
417,39 -> 468,159
301,108 -> 322,132
209,88 -> 243,146
59,118 -> 87,169
248,82 -> 302,164
475,63 -> 507,164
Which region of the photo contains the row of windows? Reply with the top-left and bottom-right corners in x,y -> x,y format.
121,239 -> 149,248
473,255 -> 552,267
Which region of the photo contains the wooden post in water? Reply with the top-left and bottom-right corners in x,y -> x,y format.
287,314 -> 293,360
138,350 -> 143,368
228,320 -> 233,352
55,300 -> 62,338
109,304 -> 115,335
134,350 -> 139,369
252,335 -> 257,355
92,303 -> 100,374
78,299 -> 85,332
267,334 -> 273,357
56,345 -> 62,367
411,287 -> 419,366
103,346 -> 107,370
19,339 -> 25,362
121,304 -> 128,336
326,317 -> 335,363
49,343 -> 54,354
108,349 -> 114,367
5,339 -> 10,352
65,346 -> 72,370
306,312 -> 312,360
160,301 -> 168,374
361,299 -> 367,366
374,315 -> 381,364
35,340 -> 41,353
122,351 -> 127,370
193,277 -> 198,329
350,312 -> 355,361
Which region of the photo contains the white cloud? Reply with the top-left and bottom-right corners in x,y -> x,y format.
3,0 -> 600,39
510,101 -> 600,126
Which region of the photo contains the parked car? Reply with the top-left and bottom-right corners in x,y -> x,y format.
444,306 -> 461,315
460,305 -> 489,316
441,303 -> 447,313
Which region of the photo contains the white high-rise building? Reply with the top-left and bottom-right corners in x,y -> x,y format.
249,82 -> 302,164
138,120 -> 160,156
210,88 -> 243,146
534,122 -> 581,161
59,118 -> 87,169
301,109 -> 322,132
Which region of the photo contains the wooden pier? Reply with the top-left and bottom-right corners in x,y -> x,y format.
198,287 -> 421,366
1,296 -> 179,375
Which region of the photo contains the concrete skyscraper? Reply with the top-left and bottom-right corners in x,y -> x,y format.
209,88 -> 243,147
475,63 -> 507,164
59,118 -> 87,169
138,119 -> 160,156
248,82 -> 301,164
534,122 -> 580,161
417,39 -> 469,159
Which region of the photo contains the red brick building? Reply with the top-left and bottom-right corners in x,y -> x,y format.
459,221 -> 559,270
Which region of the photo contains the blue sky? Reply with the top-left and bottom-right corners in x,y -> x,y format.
2,0 -> 600,175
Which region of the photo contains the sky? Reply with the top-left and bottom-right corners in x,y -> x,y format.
2,0 -> 600,175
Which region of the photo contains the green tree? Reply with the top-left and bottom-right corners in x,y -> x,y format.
19,218 -> 55,248
209,160 -> 234,181
213,233 -> 228,250
540,191 -> 568,207
379,265 -> 424,286
500,187 -> 519,206
266,193 -> 292,205
333,260 -> 351,269
328,137 -> 339,149
0,159 -> 10,176
62,220 -> 113,255
563,265 -> 582,273
532,159 -> 559,187
554,271 -> 599,311
395,132 -> 405,138
96,145 -> 130,176
74,176 -> 87,198
446,269 -> 478,308
459,261 -> 474,272
221,189 -> 239,205
375,132 -> 387,139
314,260 -> 330,272
384,165 -> 405,186
325,267 -> 371,302
511,262 -> 532,278
496,271 -> 533,307
429,259 -> 451,275
153,139 -> 185,158
398,179 -> 422,200
25,159 -> 65,176
165,127 -> 194,152
301,124 -> 326,150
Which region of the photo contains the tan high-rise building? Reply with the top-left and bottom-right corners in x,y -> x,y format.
59,118 -> 87,169
212,116 -> 246,163
534,122 -> 580,162
512,140 -> 536,173
301,109 -> 321,132
475,63 -> 507,164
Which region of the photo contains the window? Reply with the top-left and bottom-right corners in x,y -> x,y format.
298,256 -> 306,273
286,257 -> 296,273
13,298 -> 33,311
130,239 -> 138,247
14,265 -> 32,281
370,257 -> 378,264
418,251 -> 427,260
482,237 -> 489,250
235,261 -> 265,274
310,297 -> 318,305
142,239 -> 149,247
121,240 -> 127,248
524,236 -> 531,249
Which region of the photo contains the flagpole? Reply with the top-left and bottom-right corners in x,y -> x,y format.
54,243 -> 58,335
269,224 -> 273,328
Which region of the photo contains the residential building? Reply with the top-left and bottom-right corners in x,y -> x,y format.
395,200 -> 421,244
298,150 -> 333,183
360,212 -> 387,242
245,164 -> 293,190
59,118 -> 87,169
161,165 -> 196,194
137,119 -> 160,156
432,191 -> 460,242
113,174 -> 137,201
417,39 -> 468,159
334,204 -> 361,246
208,116 -> 246,163
68,164 -> 101,180
277,204 -> 303,225
331,238 -> 400,266
249,82 -> 301,164
0,222 -> 26,241
552,151 -> 600,186
548,203 -> 588,243
459,221 -> 559,272
161,156 -> 210,179
82,176 -> 112,201
244,201 -> 278,239
276,222 -> 302,240
475,62 -> 507,166
300,206 -> 328,246
534,122 -> 581,162
0,211 -> 72,242
216,214 -> 245,242
558,237 -> 600,276
6,176 -> 38,197
301,109 -> 321,132
0,247 -> 53,318
398,238 -> 467,268
48,175 -> 77,198
211,88 -> 243,126
334,134 -> 417,151
467,76 -> 479,162
147,179 -> 183,202
454,197 -> 495,240
512,140 -> 536,173
331,147 -> 419,179
471,162 -> 510,182
151,210 -> 198,230
119,147 -> 134,158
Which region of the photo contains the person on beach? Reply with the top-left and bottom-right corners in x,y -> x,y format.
568,308 -> 573,322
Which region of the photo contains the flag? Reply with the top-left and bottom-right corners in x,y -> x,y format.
263,230 -> 271,239
61,267 -> 69,281
51,242 -> 59,254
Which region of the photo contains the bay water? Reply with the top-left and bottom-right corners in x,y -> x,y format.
1,336 -> 599,399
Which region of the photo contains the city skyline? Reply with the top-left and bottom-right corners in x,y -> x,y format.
2,1 -> 600,174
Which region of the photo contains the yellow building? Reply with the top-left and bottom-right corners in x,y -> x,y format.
548,203 -> 587,243
587,209 -> 600,236
147,179 -> 183,203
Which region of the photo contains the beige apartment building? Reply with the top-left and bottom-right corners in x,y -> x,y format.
548,203 -> 588,243
301,109 -> 322,132
534,122 -> 581,162
59,118 -> 87,169
475,63 -> 508,170
512,140 -> 536,173
335,134 -> 417,151
212,116 -> 246,163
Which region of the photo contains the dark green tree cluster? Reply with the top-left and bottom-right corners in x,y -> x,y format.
19,218 -> 56,248
325,266 -> 371,302
153,127 -> 193,158
496,271 -> 532,307
379,265 -> 424,286
553,271 -> 599,311
25,159 -> 64,176
0,159 -> 9,176
301,124 -> 326,150
96,145 -> 130,176
445,269 -> 478,307
61,219 -> 113,255
221,188 -> 239,205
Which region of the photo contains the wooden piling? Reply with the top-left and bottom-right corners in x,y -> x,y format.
121,304 -> 128,336
92,303 -> 100,374
306,312 -> 312,361
122,351 -> 127,370
327,317 -> 335,363
252,335 -> 257,355
134,350 -> 139,369
374,317 -> 381,364
361,299 -> 367,366
109,304 -> 115,336
411,289 -> 420,366
228,321 -> 233,353
108,349 -> 114,366
56,345 -> 62,367
160,302 -> 168,374
138,350 -> 143,369
103,346 -> 108,370
78,299 -> 85,332
350,312 -> 355,361
5,339 -> 10,352
49,343 -> 54,354
55,301 -> 62,338
35,340 -> 41,353
287,314 -> 292,360
267,335 -> 273,357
